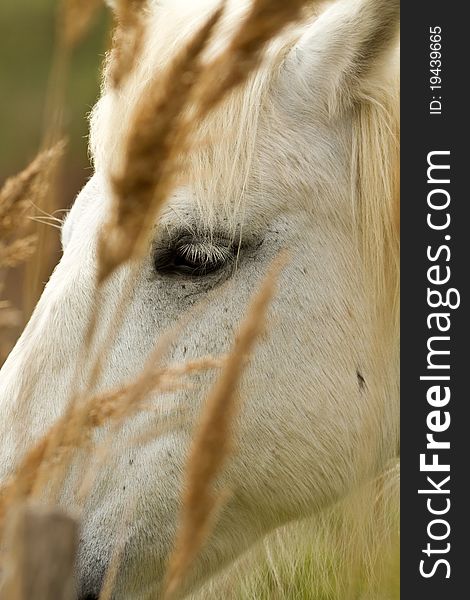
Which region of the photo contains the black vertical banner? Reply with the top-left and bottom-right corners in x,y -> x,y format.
401,2 -> 469,599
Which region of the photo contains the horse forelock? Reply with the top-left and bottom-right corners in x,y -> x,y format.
89,0 -> 307,224
90,0 -> 399,337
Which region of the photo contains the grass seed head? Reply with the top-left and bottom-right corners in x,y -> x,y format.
59,0 -> 104,49
98,5 -> 225,282
163,255 -> 286,599
109,0 -> 149,88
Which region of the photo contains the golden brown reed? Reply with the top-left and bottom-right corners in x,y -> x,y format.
92,0 -> 311,414
163,255 -> 286,600
0,144 -> 65,348
38,352 -> 223,504
27,283 -> 215,513
0,295 -> 19,361
0,143 -> 65,233
71,301 -> 224,510
0,355 -> 221,532
20,141 -> 66,317
98,5 -> 225,282
59,0 -> 105,49
84,356 -> 222,428
25,0 -> 101,316
194,0 -> 308,116
109,0 -> 148,88
98,0 -> 310,284
0,301 -> 21,329
0,236 -> 37,270
23,1 -> 103,314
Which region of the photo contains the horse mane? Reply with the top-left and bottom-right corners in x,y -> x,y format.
89,0 -> 297,229
352,52 -> 400,343
90,0 -> 399,330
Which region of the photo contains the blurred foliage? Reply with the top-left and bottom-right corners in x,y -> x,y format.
0,0 -> 111,356
0,0 -> 111,195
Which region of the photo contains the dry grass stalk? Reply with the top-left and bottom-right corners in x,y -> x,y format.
40,354 -> 222,503
72,306 -> 223,508
1,504 -> 78,600
0,236 -> 37,270
195,0 -> 308,116
98,5 -> 225,282
48,354 -> 222,505
26,0 -> 98,313
59,0 -> 104,49
109,0 -> 148,88
18,141 -> 66,317
84,356 -> 222,427
25,2 -> 100,312
0,144 -> 65,350
0,355 -> 221,530
99,0 -> 310,283
163,255 -> 285,599
0,301 -> 21,329
0,293 -> 23,357
28,288 -> 212,511
0,143 -> 65,232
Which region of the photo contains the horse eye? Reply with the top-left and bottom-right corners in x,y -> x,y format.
154,239 -> 233,277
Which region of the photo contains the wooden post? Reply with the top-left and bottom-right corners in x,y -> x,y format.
0,504 -> 78,600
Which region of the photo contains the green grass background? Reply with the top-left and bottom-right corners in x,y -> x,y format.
0,0 -> 109,191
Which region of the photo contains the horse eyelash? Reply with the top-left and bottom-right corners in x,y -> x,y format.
176,241 -> 233,265
153,237 -> 236,276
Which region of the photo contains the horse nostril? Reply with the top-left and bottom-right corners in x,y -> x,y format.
79,595 -> 100,600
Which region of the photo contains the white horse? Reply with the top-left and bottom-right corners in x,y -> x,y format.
0,0 -> 399,598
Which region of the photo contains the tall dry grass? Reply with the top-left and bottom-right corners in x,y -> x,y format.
0,0 -> 303,595
98,0 -> 307,282
109,0 -> 148,88
0,143 -> 65,360
98,4 -> 226,282
0,1 -> 399,599
164,256 -> 286,599
21,0 -> 106,319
